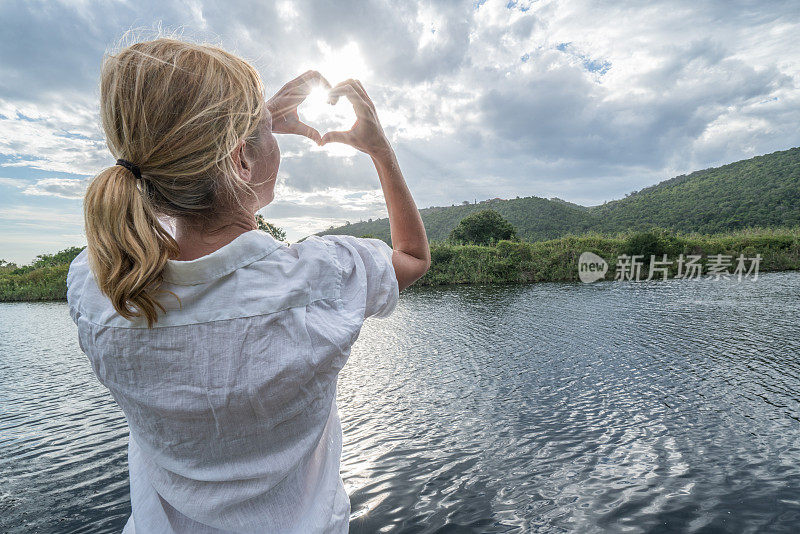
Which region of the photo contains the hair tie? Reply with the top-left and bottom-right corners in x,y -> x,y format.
116,159 -> 142,180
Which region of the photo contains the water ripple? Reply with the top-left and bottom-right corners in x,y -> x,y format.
2,274 -> 800,532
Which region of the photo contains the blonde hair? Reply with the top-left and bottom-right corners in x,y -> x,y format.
84,36 -> 267,327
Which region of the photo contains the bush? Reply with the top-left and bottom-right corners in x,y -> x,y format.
623,229 -> 684,259
417,227 -> 800,287
0,246 -> 85,301
0,264 -> 71,301
3,228 -> 799,299
256,214 -> 287,241
449,209 -> 518,245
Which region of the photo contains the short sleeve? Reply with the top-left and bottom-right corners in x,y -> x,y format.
66,248 -> 90,326
321,235 -> 399,320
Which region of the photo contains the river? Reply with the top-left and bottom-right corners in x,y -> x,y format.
1,272 -> 799,532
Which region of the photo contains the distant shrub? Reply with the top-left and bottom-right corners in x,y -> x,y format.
256,214 -> 287,241
623,229 -> 683,259
418,227 -> 800,287
449,209 -> 518,246
0,264 -> 71,301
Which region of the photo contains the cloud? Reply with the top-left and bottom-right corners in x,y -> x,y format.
22,177 -> 90,199
0,176 -> 26,188
0,101 -> 109,175
1,0 -> 799,262
0,204 -> 82,222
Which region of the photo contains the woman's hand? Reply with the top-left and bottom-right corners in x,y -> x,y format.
320,79 -> 392,158
320,80 -> 429,290
267,70 -> 331,144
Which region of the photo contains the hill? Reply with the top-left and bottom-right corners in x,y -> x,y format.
316,147 -> 800,242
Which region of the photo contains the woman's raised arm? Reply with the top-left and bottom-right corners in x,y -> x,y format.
320,79 -> 431,291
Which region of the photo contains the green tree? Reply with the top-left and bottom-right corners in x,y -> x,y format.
255,214 -> 287,241
31,246 -> 84,268
449,209 -> 518,246
0,259 -> 18,273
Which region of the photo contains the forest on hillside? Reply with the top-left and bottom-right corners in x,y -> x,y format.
319,147 -> 800,244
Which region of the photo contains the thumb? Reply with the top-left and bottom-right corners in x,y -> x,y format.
320,130 -> 353,146
295,121 -> 321,144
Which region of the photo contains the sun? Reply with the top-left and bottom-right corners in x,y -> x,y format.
314,40 -> 372,86
295,41 -> 373,156
299,86 -> 354,132
296,40 -> 372,100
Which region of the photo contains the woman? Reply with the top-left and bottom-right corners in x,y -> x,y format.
66,37 -> 430,533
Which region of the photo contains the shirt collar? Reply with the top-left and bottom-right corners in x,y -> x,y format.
163,229 -> 285,285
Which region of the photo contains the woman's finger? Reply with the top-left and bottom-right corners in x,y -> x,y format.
294,121 -> 322,144
352,80 -> 375,109
328,83 -> 371,115
292,70 -> 332,93
312,71 -> 332,90
320,130 -> 354,146
327,79 -> 360,104
269,100 -> 296,119
326,80 -> 346,105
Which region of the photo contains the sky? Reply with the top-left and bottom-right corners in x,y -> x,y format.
1,0 -> 799,264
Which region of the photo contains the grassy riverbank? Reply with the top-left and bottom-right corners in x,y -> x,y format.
417,227 -> 800,286
0,247 -> 83,301
1,228 -> 799,302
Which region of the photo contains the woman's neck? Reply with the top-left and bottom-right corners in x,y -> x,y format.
173,211 -> 257,261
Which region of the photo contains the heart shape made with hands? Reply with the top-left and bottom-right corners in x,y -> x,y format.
296,85 -> 358,144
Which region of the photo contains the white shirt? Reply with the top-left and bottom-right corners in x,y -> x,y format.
66,229 -> 399,533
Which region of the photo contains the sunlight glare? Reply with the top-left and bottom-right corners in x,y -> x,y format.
300,86 -> 354,132
316,40 -> 371,85
296,41 -> 372,157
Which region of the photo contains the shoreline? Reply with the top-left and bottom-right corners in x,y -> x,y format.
416,228 -> 800,286
3,266 -> 799,304
3,228 -> 799,302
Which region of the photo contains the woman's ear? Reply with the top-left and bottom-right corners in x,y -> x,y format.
232,140 -> 252,183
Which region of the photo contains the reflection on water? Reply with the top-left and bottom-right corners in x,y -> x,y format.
2,272 -> 800,532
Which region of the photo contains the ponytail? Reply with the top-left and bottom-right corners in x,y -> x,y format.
84,164 -> 179,328
87,37 -> 267,327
